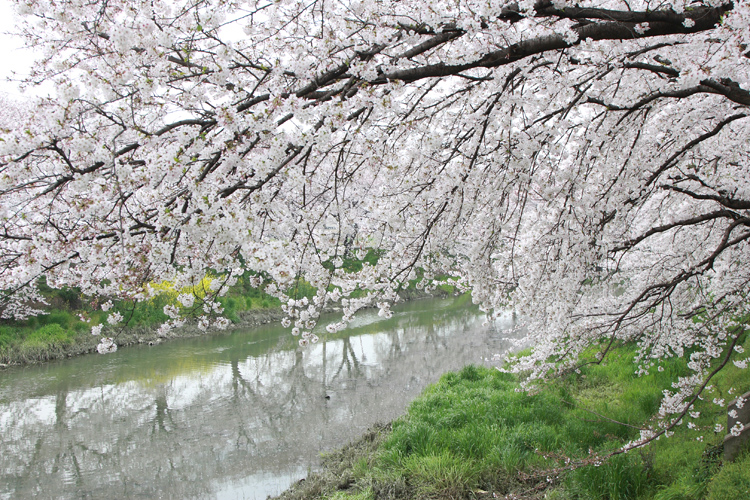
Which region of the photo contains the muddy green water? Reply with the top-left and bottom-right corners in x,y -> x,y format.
0,298 -> 520,499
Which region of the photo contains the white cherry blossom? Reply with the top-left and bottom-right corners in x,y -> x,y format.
0,0 -> 748,451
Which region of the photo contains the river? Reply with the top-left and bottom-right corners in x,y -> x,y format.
0,297 -> 521,499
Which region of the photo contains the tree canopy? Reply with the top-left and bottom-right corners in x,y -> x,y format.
1,0 -> 749,446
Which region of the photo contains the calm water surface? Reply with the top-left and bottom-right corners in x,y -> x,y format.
0,298 -> 521,499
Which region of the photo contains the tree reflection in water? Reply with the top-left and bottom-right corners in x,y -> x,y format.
0,298 -> 521,500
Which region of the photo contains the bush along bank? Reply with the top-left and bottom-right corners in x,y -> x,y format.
273,337 -> 750,500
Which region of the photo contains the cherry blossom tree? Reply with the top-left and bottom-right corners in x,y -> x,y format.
1,0 -> 749,447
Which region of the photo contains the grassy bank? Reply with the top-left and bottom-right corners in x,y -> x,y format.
0,246 -> 462,366
0,298 -> 285,366
274,338 -> 750,500
0,272 -> 454,366
0,275 -> 288,365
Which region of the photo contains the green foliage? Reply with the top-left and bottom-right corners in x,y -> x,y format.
323,490 -> 374,500
564,452 -> 650,500
401,452 -> 481,498
287,277 -> 318,300
102,296 -> 170,327
0,271 -> 285,364
374,366 -> 572,496
20,310 -> 78,329
218,295 -> 262,322
36,277 -> 82,309
23,323 -> 77,347
0,323 -> 82,363
0,326 -> 17,350
322,248 -> 383,274
0,322 -> 80,361
298,335 -> 750,500
705,452 -> 750,500
435,282 -> 456,294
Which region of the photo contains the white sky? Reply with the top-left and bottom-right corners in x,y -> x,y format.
0,1 -> 46,99
0,1 -> 249,101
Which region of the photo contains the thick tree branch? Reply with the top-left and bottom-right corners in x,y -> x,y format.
531,1 -> 729,25
611,210 -> 745,253
662,184 -> 750,210
373,4 -> 729,84
623,61 -> 679,77
700,78 -> 750,105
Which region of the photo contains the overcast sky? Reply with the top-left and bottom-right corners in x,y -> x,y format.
0,2 -> 247,101
0,2 -> 43,99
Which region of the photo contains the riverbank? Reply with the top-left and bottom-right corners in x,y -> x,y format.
272,341 -> 750,500
0,306 -> 288,367
0,288 -> 451,367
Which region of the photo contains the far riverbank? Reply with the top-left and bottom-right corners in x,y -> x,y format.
0,288 -> 450,368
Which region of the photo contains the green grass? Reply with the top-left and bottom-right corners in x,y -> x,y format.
0,260 -> 455,365
0,272 -> 285,364
275,334 -> 750,500
705,451 -> 750,500
563,451 -> 651,500
22,323 -> 78,346
324,490 -> 374,500
0,323 -> 83,363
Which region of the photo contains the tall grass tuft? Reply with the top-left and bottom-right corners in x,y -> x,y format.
564,452 -> 651,500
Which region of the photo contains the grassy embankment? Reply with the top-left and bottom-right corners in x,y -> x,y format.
275,333 -> 750,500
0,249 -> 456,365
0,273 -> 284,365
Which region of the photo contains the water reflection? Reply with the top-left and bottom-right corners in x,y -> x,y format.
0,298 -> 521,500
